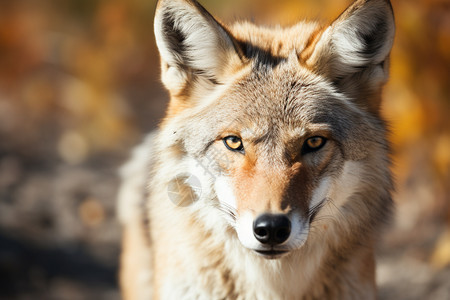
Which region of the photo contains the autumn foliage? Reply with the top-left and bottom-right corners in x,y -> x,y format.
0,0 -> 449,298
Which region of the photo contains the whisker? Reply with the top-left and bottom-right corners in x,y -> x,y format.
308,198 -> 327,221
214,202 -> 237,223
325,198 -> 346,220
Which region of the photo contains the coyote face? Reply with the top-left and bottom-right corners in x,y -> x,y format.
166,59 -> 381,258
119,1 -> 395,298
153,0 -> 394,259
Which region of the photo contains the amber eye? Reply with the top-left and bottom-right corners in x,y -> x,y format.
223,136 -> 244,152
302,136 -> 326,154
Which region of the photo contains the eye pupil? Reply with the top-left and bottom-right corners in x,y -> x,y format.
308,137 -> 322,148
303,136 -> 326,154
224,136 -> 244,152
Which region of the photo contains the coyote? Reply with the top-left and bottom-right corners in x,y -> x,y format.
118,0 -> 395,299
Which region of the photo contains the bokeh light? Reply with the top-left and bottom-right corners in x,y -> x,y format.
0,0 -> 449,298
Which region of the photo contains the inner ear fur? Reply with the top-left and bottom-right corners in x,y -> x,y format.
305,0 -> 395,112
154,0 -> 242,97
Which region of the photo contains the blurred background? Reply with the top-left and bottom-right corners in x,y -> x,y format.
0,0 -> 448,299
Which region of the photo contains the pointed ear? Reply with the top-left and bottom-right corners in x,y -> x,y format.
154,0 -> 241,96
306,0 -> 395,110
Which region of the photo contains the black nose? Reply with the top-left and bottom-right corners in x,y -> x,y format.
253,214 -> 291,245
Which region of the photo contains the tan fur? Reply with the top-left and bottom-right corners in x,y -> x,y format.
120,217 -> 153,300
119,0 -> 395,299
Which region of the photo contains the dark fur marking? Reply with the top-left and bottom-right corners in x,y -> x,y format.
160,8 -> 223,86
192,69 -> 221,85
357,17 -> 388,60
237,40 -> 285,69
161,10 -> 188,67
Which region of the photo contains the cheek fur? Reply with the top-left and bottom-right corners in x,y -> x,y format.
214,176 -> 237,210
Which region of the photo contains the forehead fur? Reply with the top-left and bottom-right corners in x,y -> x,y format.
168,20 -> 367,130
229,21 -> 322,64
174,58 -> 381,160
156,4 -> 391,160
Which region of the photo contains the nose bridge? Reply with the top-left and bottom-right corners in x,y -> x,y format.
252,160 -> 294,213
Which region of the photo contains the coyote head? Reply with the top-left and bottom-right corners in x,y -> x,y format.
153,0 -> 395,259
